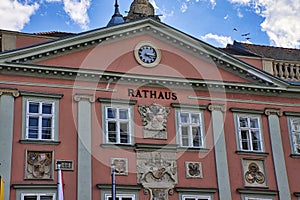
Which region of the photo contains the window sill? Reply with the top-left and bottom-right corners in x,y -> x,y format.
20,140 -> 61,145
177,147 -> 210,152
290,154 -> 300,158
236,150 -> 269,157
100,143 -> 135,149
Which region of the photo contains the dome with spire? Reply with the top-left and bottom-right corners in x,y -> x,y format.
125,0 -> 160,22
107,0 -> 125,27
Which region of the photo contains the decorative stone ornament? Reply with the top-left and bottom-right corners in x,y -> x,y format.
185,162 -> 203,178
242,159 -> 267,187
136,151 -> 177,200
25,151 -> 53,179
138,103 -> 170,139
111,158 -> 128,175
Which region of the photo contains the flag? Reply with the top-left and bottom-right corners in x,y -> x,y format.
57,164 -> 64,200
0,177 -> 4,200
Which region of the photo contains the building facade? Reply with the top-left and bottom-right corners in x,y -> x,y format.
0,1 -> 300,200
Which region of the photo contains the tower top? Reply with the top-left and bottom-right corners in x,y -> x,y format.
107,0 -> 125,27
125,0 -> 160,22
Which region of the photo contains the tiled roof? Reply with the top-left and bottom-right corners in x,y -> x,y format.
222,41 -> 300,61
34,31 -> 76,38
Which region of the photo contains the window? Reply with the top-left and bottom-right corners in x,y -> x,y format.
289,118 -> 300,154
22,193 -> 55,200
105,194 -> 135,200
245,198 -> 272,200
178,112 -> 204,148
237,115 -> 263,152
105,106 -> 131,144
182,195 -> 211,200
26,101 -> 55,140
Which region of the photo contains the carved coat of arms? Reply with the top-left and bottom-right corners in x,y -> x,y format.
138,103 -> 170,139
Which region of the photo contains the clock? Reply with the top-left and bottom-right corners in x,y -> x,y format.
134,42 -> 161,67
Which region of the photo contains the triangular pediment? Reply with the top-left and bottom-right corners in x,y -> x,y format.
0,19 -> 289,91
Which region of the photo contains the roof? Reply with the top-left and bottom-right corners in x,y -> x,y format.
33,31 -> 76,38
223,41 -> 300,61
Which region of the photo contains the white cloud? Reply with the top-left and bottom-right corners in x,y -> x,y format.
63,0 -> 91,30
181,2 -> 188,13
201,33 -> 233,47
45,0 -> 61,2
228,0 -> 300,48
0,0 -> 39,31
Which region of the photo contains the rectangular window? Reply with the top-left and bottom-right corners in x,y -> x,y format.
237,115 -> 263,152
182,195 -> 210,200
289,118 -> 300,154
26,101 -> 55,140
105,107 -> 131,144
178,112 -> 204,148
22,193 -> 55,200
105,194 -> 135,200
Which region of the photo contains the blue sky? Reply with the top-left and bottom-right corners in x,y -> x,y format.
0,0 -> 299,48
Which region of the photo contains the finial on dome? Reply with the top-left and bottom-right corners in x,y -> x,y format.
125,0 -> 161,22
107,0 -> 125,27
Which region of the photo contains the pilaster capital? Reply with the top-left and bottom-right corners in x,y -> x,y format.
208,104 -> 226,113
73,94 -> 95,103
264,108 -> 283,117
0,88 -> 19,97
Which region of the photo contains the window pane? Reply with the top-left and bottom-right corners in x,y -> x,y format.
42,103 -> 52,114
28,117 -> 39,139
107,108 -> 116,119
181,126 -> 189,146
24,196 -> 37,200
29,102 -> 39,113
241,130 -> 250,150
108,122 -> 117,142
292,119 -> 300,131
40,196 -> 54,200
180,113 -> 189,123
191,114 -> 200,123
120,122 -> 129,143
251,130 -> 262,151
119,109 -> 128,119
250,118 -> 259,128
192,126 -> 201,147
239,117 -> 248,127
29,117 -> 39,126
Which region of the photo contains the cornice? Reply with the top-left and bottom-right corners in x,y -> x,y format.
0,62 -> 288,96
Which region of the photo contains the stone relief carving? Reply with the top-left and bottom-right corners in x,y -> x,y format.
111,158 -> 128,175
242,159 -> 267,187
138,103 -> 170,139
185,162 -> 203,178
25,151 -> 53,179
137,151 -> 177,200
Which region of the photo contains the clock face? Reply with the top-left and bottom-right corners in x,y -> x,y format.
138,45 -> 157,63
134,42 -> 161,68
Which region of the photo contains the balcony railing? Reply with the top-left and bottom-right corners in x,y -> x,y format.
273,62 -> 300,81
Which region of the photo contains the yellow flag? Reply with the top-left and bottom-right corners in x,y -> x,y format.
0,177 -> 4,200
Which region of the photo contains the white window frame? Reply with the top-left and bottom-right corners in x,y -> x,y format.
182,194 -> 211,200
21,193 -> 55,200
177,111 -> 205,148
289,117 -> 300,154
26,100 -> 55,140
104,194 -> 135,200
104,106 -> 132,144
237,114 -> 264,152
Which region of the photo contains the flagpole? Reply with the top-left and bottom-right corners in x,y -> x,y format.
57,163 -> 64,200
111,164 -> 116,200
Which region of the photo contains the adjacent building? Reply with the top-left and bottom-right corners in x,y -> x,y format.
0,0 -> 300,199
